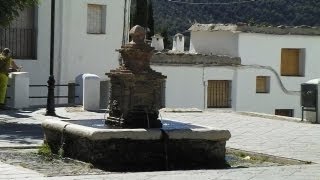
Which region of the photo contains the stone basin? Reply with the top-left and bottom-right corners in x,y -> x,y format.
42,119 -> 231,171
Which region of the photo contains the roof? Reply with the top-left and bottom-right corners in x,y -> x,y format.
151,52 -> 241,66
152,34 -> 163,38
188,23 -> 320,36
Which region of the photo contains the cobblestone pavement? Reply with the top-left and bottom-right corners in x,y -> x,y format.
1,108 -> 320,179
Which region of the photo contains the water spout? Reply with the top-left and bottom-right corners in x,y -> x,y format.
59,124 -> 70,157
144,108 -> 150,128
160,129 -> 169,170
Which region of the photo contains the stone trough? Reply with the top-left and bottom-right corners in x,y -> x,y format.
42,119 -> 231,171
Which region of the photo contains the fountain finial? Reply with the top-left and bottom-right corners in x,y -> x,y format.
129,25 -> 146,45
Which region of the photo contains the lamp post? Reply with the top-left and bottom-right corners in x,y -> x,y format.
46,0 -> 56,116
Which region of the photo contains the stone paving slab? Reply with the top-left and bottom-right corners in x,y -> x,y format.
43,165 -> 319,180
0,161 -> 43,179
160,111 -> 320,164
0,107 -> 106,148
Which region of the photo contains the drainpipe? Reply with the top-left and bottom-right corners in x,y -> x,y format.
122,0 -> 127,45
203,62 -> 206,109
119,0 -> 131,66
56,0 -> 64,105
123,0 -> 131,45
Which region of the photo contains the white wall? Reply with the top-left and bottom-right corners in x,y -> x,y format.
14,1 -> 51,105
239,33 -> 320,90
14,0 -> 127,106
152,32 -> 320,117
153,63 -> 302,117
234,68 -> 300,116
58,0 -> 125,83
190,31 -> 239,57
152,65 -> 235,110
56,0 -> 125,103
238,33 -> 320,117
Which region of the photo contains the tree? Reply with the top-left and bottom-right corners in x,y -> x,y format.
147,1 -> 154,39
131,0 -> 154,39
0,0 -> 39,27
159,26 -> 172,50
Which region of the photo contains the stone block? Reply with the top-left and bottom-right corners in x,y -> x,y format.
7,72 -> 29,109
76,74 -> 100,111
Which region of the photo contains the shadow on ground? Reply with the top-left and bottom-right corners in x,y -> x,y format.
0,109 -> 34,119
0,122 -> 43,145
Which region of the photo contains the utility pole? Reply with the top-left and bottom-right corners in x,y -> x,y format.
46,0 -> 56,116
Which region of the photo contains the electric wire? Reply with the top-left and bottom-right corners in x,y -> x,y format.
168,0 -> 276,5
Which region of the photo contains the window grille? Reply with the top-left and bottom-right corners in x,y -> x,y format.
0,7 -> 37,59
87,4 -> 106,34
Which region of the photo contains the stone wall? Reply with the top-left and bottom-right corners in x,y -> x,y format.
42,120 -> 231,172
53,132 -> 228,171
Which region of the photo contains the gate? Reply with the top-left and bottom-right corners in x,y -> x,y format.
207,80 -> 231,108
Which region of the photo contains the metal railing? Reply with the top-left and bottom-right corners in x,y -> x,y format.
0,28 -> 37,59
6,83 -> 79,104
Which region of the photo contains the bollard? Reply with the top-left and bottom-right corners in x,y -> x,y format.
7,72 -> 30,109
76,74 -> 100,111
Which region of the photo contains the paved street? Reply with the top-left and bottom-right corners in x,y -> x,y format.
1,108 -> 320,179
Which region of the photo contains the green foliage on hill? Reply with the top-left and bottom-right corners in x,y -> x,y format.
152,0 -> 320,36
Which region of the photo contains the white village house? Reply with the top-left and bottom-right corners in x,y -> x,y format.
0,0 -> 131,106
151,24 -> 320,119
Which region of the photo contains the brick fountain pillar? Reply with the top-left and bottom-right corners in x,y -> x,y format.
106,25 -> 167,128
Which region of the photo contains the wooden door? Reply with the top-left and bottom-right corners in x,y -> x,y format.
207,80 -> 231,108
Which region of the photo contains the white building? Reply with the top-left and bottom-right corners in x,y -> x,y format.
1,0 -> 131,106
152,23 -> 320,118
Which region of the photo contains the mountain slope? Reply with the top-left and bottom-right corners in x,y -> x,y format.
152,0 -> 320,36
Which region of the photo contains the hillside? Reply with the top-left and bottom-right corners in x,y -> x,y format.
152,0 -> 320,36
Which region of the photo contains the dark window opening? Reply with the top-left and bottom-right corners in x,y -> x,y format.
0,7 -> 37,59
275,109 -> 294,117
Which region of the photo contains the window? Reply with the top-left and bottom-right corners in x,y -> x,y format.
0,7 -> 37,59
256,76 -> 270,93
87,4 -> 106,34
275,109 -> 294,117
281,48 -> 305,76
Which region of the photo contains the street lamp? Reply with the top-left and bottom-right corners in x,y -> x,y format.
46,0 -> 56,116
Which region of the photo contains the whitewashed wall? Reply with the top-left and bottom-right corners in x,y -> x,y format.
14,1 -> 51,105
56,0 -> 126,103
234,68 -> 300,116
189,31 -> 239,57
155,31 -> 320,117
238,33 -> 320,117
152,65 -> 236,110
58,0 -> 125,82
13,0 -> 127,106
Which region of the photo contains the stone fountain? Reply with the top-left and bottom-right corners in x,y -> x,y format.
42,25 -> 231,171
106,25 -> 166,128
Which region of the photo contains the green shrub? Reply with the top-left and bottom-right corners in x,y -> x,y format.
38,143 -> 53,161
